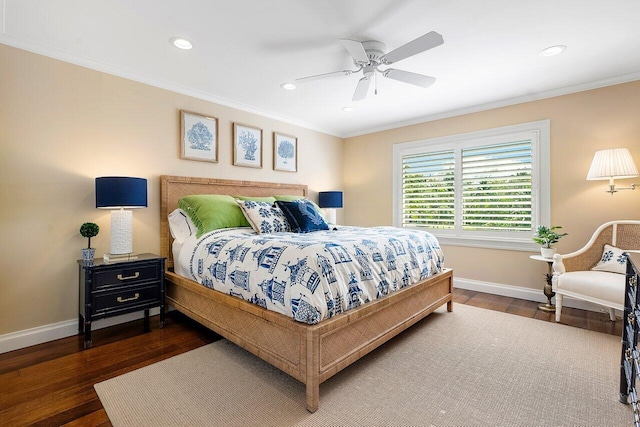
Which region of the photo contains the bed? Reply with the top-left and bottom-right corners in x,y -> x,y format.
160,175 -> 453,412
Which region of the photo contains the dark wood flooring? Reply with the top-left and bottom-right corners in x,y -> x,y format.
0,289 -> 622,426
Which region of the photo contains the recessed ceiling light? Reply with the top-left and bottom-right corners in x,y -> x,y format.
539,45 -> 566,57
170,37 -> 193,50
342,106 -> 354,112
280,83 -> 296,90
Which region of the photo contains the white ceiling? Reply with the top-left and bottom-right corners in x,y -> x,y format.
2,0 -> 640,138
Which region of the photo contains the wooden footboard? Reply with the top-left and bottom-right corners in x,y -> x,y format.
166,271 -> 308,382
166,268 -> 453,412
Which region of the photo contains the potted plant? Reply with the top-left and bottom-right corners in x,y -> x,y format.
79,222 -> 99,262
533,225 -> 568,258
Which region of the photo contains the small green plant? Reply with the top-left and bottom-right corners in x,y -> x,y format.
79,222 -> 99,249
533,225 -> 567,248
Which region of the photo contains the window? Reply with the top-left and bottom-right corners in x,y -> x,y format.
393,120 -> 550,251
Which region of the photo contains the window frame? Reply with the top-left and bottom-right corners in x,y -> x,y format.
392,120 -> 550,251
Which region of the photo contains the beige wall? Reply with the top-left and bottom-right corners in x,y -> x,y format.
344,81 -> 640,290
0,44 -> 343,336
3,39 -> 640,339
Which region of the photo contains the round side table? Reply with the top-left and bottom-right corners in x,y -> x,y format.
530,254 -> 555,312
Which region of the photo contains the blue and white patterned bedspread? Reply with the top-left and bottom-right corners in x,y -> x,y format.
176,226 -> 445,324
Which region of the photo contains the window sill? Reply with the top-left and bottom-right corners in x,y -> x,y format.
432,235 -> 539,252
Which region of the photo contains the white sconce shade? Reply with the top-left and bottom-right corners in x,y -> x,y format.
586,148 -> 638,195
587,148 -> 639,180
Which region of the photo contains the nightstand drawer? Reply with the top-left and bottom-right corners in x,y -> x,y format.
93,283 -> 160,312
94,263 -> 160,287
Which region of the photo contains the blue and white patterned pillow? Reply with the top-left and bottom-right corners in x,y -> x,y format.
275,199 -> 330,233
591,244 -> 630,274
236,200 -> 291,234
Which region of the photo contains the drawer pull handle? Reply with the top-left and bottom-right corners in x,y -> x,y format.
117,272 -> 140,281
117,293 -> 140,303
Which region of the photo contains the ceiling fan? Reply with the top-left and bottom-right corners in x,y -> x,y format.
295,31 -> 444,101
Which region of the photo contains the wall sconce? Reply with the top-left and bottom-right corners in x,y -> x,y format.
95,177 -> 148,261
586,148 -> 638,195
318,191 -> 343,225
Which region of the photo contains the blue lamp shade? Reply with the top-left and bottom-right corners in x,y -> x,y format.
96,177 -> 148,209
318,191 -> 343,209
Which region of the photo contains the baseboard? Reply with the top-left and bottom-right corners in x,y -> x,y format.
453,277 -> 618,314
0,308 -> 161,355
0,278 -> 617,354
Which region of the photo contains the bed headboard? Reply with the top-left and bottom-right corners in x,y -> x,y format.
160,175 -> 308,270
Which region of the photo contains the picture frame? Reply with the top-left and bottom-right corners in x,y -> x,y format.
233,123 -> 263,168
180,110 -> 218,163
273,132 -> 298,172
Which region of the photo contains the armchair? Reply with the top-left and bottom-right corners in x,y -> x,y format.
552,220 -> 640,322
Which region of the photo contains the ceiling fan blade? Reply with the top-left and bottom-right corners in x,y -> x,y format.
381,31 -> 444,64
340,39 -> 370,63
295,70 -> 352,83
383,69 -> 436,88
352,77 -> 371,101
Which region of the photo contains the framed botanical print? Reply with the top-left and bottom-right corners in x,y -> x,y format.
233,123 -> 263,168
180,110 -> 218,163
273,132 -> 298,172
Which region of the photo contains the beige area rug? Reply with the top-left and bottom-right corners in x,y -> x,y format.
95,304 -> 631,426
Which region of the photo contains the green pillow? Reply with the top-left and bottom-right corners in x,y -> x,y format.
178,195 -> 250,237
234,195 -> 277,204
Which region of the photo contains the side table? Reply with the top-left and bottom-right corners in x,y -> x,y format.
530,254 -> 555,312
78,253 -> 165,348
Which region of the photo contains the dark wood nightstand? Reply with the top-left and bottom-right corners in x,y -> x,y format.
78,253 -> 165,349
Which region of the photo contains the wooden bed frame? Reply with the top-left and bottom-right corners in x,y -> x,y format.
160,175 -> 453,412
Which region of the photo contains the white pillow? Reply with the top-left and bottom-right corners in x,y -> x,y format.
236,199 -> 291,234
168,208 -> 197,244
591,244 -> 634,274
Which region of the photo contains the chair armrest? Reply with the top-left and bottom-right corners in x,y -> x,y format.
558,245 -> 605,272
553,224 -> 614,273
552,253 -> 565,275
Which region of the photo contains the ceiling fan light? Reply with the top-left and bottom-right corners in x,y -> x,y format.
342,106 -> 354,112
539,45 -> 566,57
170,37 -> 193,50
280,83 -> 297,90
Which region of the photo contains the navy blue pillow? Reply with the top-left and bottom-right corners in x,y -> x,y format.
275,199 -> 329,233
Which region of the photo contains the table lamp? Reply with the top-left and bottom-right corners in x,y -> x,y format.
95,176 -> 148,261
318,191 -> 343,225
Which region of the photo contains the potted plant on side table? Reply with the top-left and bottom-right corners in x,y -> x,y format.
533,225 -> 568,258
79,222 -> 99,262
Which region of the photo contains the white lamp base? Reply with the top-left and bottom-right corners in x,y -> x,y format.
109,209 -> 133,255
323,208 -> 337,225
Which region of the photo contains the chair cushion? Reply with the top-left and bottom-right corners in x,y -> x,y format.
556,271 -> 625,306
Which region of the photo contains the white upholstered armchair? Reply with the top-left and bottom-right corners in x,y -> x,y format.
552,220 -> 640,323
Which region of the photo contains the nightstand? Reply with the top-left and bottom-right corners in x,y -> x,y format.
78,253 -> 165,349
